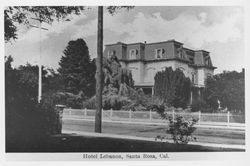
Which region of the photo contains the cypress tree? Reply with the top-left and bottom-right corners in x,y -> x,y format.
58,38 -> 96,97
154,67 -> 191,108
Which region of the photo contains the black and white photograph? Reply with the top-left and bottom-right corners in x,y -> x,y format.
1,0 -> 250,164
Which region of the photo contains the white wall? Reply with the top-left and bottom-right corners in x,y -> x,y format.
144,61 -> 176,83
127,62 -> 144,84
124,60 -> 213,87
197,69 -> 205,86
197,68 -> 214,86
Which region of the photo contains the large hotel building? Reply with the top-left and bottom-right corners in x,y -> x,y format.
104,40 -> 216,103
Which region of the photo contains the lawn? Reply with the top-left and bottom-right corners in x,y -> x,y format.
62,119 -> 245,145
6,133 -> 244,152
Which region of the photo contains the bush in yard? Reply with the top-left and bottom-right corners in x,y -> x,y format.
121,89 -> 148,111
6,90 -> 61,151
82,93 -> 131,110
82,96 -> 96,109
190,99 -> 206,112
51,91 -> 86,109
5,57 -> 64,151
166,116 -> 198,144
153,101 -> 198,145
122,89 -> 166,111
103,95 -> 131,110
191,99 -> 215,113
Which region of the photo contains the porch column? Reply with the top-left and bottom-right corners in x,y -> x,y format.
190,90 -> 193,104
198,88 -> 201,100
152,87 -> 154,96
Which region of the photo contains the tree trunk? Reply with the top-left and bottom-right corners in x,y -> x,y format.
95,6 -> 103,133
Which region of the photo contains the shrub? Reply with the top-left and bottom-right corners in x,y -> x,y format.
103,95 -> 131,110
154,104 -> 198,145
82,95 -> 131,110
82,96 -> 96,109
5,91 -> 62,152
191,99 -> 206,112
5,57 -> 63,151
166,116 -> 198,144
191,99 -> 216,113
49,91 -> 86,109
39,92 -> 65,134
123,90 -> 166,111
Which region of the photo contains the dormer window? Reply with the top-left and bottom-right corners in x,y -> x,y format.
180,52 -> 184,59
129,49 -> 138,59
155,48 -> 165,59
206,73 -> 212,79
189,57 -> 194,64
191,73 -> 195,83
205,58 -> 210,66
177,47 -> 184,59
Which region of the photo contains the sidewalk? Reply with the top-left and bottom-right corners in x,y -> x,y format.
62,129 -> 245,150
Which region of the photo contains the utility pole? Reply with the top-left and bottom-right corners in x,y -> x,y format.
30,16 -> 48,103
95,6 -> 103,133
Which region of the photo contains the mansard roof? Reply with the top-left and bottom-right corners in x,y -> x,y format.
105,40 -> 216,70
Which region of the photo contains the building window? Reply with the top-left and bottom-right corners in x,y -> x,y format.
205,58 -> 210,66
206,73 -> 212,79
191,74 -> 195,83
180,52 -> 184,59
155,48 -> 165,59
177,48 -> 184,59
108,50 -> 116,58
129,49 -> 138,59
189,57 -> 194,64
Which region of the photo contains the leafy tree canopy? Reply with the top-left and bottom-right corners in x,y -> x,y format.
204,69 -> 245,112
154,67 -> 191,108
4,6 -> 134,42
5,56 -> 57,102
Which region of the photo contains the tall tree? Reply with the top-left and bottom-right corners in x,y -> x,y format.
154,67 -> 191,108
58,38 -> 96,97
204,70 -> 245,112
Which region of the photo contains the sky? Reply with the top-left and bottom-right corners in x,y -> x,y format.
5,6 -> 244,74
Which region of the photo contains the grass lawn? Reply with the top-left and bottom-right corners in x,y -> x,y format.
63,119 -> 245,145
6,134 -> 244,152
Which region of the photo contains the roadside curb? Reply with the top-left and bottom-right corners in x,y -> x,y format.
62,129 -> 245,150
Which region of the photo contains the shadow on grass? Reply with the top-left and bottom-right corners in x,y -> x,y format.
6,134 -> 245,153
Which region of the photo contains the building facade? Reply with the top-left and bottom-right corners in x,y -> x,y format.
104,40 -> 216,103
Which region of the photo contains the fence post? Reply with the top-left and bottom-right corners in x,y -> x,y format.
69,109 -> 72,116
198,111 -> 201,125
110,108 -> 113,119
129,109 -> 132,121
172,109 -> 175,121
227,111 -> 230,127
149,109 -> 152,121
102,108 -> 104,119
84,108 -> 87,118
